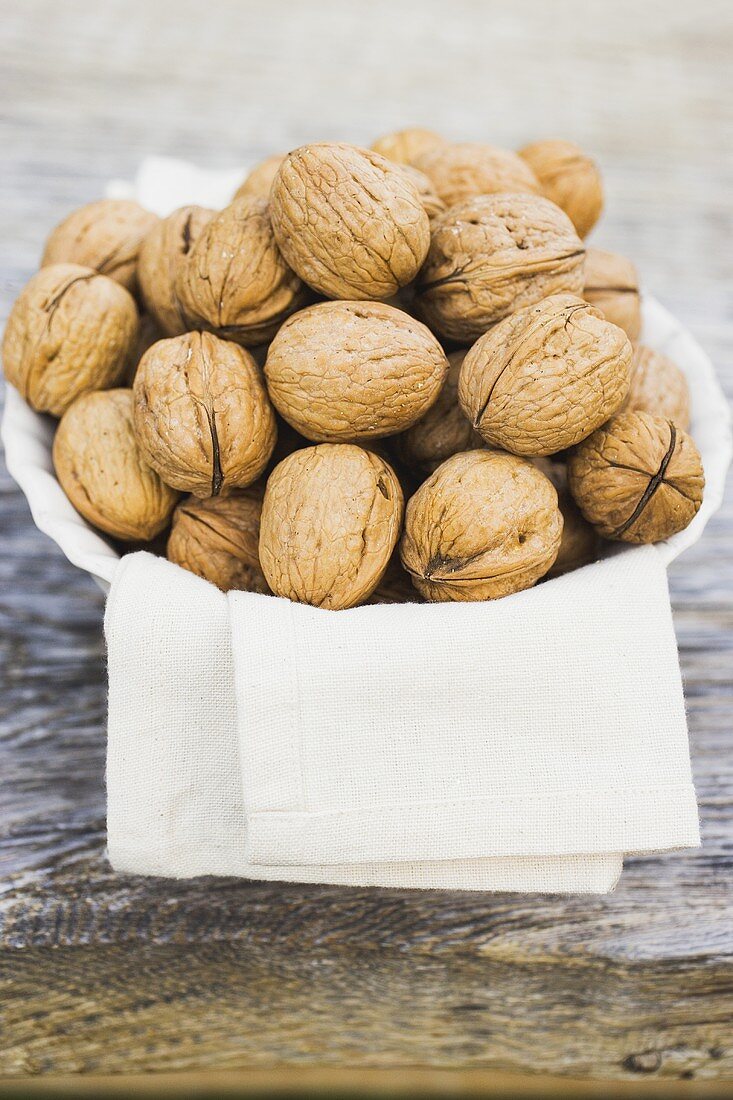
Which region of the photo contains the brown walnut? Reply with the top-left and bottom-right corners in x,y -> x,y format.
133,331 -> 277,498
414,142 -> 541,207
400,165 -> 447,221
167,486 -> 269,593
622,344 -> 691,430
398,350 -> 484,473
233,154 -> 286,201
41,199 -> 159,295
518,140 -> 603,238
400,450 -> 562,602
137,205 -> 214,336
264,301 -> 448,442
459,294 -> 631,455
415,193 -> 585,343
567,411 -> 704,543
2,263 -> 139,417
270,143 -> 430,300
371,127 -> 446,166
53,389 -> 179,541
583,247 -> 641,339
260,444 -> 404,610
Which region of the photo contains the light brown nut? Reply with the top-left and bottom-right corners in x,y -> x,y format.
178,196 -> 307,347
371,127 -> 446,166
167,486 -> 269,593
41,199 -> 159,295
567,411 -> 704,543
133,331 -> 277,498
270,143 -> 430,300
2,263 -> 139,417
53,389 -> 179,541
518,140 -> 603,238
622,344 -> 691,430
233,154 -> 286,201
400,450 -> 562,603
137,205 -> 214,336
398,350 -> 484,473
260,444 -> 404,610
459,294 -> 631,456
583,247 -> 641,339
414,142 -> 540,207
415,193 -> 585,344
264,301 -> 448,442
400,164 -> 447,221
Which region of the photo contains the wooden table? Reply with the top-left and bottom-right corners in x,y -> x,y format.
1,1 -> 732,1093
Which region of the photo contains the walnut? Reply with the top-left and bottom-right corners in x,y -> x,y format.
459,294 -> 631,455
622,344 -> 690,430
260,444 -> 404,610
41,199 -> 159,295
518,140 -> 603,238
400,450 -> 562,602
137,205 -> 214,336
415,193 -> 585,343
2,263 -> 139,417
233,154 -> 285,201
400,165 -> 446,220
583,247 -> 641,339
167,486 -> 269,593
398,350 -> 483,473
264,301 -> 448,441
414,142 -> 541,207
53,389 -> 179,540
133,331 -> 277,498
270,143 -> 430,300
371,127 -> 446,166
567,411 -> 704,543
178,196 -> 307,346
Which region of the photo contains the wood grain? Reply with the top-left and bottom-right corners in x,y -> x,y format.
1,0 -> 732,1087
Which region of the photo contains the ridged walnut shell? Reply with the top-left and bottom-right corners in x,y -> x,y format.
260,444 -> 404,610
400,450 -> 562,602
233,154 -> 286,201
270,143 -> 430,300
415,193 -> 585,343
567,412 -> 704,543
167,486 -> 269,593
622,344 -> 691,430
583,247 -> 641,339
178,196 -> 307,346
400,165 -> 446,221
398,351 -> 484,473
137,205 -> 214,336
2,263 -> 139,417
518,140 -> 603,238
264,301 -> 448,442
414,142 -> 541,207
371,127 -> 446,166
133,331 -> 277,498
53,389 -> 179,541
459,294 -> 631,455
41,199 -> 159,295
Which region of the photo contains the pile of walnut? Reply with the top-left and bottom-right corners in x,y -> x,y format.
3,131 -> 705,609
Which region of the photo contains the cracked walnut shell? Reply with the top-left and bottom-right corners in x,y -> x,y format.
270,143 -> 430,300
414,142 -> 541,207
518,140 -> 603,238
400,450 -> 562,602
264,301 -> 448,442
138,205 -> 214,336
622,344 -> 690,430
260,444 -> 404,610
2,263 -> 139,417
167,486 -> 269,593
415,193 -> 585,343
459,294 -> 631,456
371,127 -> 446,166
53,389 -> 179,541
398,350 -> 484,473
133,331 -> 277,498
583,247 -> 641,340
567,411 -> 704,543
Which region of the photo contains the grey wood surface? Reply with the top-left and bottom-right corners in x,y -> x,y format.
1,0 -> 732,1087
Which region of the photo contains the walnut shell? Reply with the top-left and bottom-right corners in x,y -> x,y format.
567,412 -> 704,543
167,486 -> 269,593
583,247 -> 641,339
133,331 -> 277,498
260,444 -> 404,610
518,140 -> 603,238
398,351 -> 483,473
178,196 -> 307,346
622,344 -> 691,430
233,154 -> 285,201
137,205 -> 214,336
415,193 -> 585,344
371,127 -> 446,166
414,142 -> 541,207
2,263 -> 139,417
459,294 -> 631,456
264,301 -> 448,442
400,165 -> 447,221
53,389 -> 179,541
270,143 -> 430,300
400,450 -> 562,602
41,199 -> 159,294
